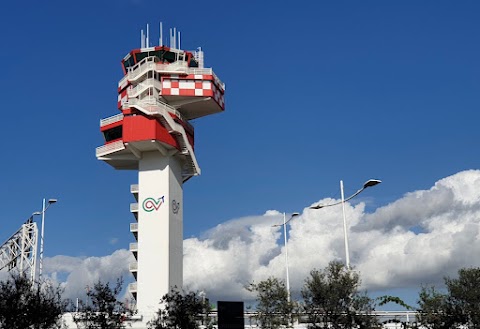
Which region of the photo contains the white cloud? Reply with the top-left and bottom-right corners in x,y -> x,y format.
36,170 -> 480,306
184,212 -> 282,301
184,169 -> 480,301
43,249 -> 134,302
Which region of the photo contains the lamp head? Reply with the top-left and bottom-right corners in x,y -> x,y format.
363,179 -> 382,189
309,204 -> 325,210
48,199 -> 57,204
32,211 -> 42,216
291,212 -> 300,217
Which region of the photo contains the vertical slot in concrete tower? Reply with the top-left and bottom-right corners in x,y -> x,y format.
95,25 -> 225,317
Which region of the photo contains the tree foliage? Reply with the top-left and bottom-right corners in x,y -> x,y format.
301,261 -> 378,329
246,276 -> 295,329
0,274 -> 65,329
417,267 -> 480,329
445,267 -> 480,328
377,295 -> 413,311
147,288 -> 212,329
416,285 -> 451,329
74,277 -> 133,329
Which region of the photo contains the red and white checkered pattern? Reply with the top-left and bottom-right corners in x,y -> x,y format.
117,89 -> 128,109
117,74 -> 225,111
161,75 -> 225,109
212,83 -> 225,109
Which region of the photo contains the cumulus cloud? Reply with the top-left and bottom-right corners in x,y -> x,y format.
43,249 -> 134,302
184,211 -> 283,301
35,170 -> 480,305
184,170 -> 480,300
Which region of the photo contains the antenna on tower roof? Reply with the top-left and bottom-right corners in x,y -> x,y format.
169,28 -> 175,49
194,47 -> 204,68
159,22 -> 163,46
168,27 -> 182,49
174,27 -> 177,49
141,23 -> 184,49
146,23 -> 150,48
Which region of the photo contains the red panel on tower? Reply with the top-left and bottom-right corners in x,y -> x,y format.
123,115 -> 179,149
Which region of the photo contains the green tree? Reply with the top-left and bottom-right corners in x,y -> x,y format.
0,274 -> 65,329
416,267 -> 480,329
246,276 -> 295,329
444,267 -> 480,328
416,285 -> 451,329
301,261 -> 378,329
74,277 -> 133,329
147,288 -> 212,329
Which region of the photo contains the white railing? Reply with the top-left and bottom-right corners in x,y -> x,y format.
121,59 -> 157,86
128,282 -> 137,292
127,96 -> 171,111
129,242 -> 138,251
95,140 -> 125,157
130,203 -> 138,212
100,114 -> 123,127
129,262 -> 138,271
156,60 -> 189,73
128,56 -> 157,74
130,184 -> 139,194
119,55 -> 225,92
127,78 -> 162,98
130,223 -> 138,232
126,97 -> 193,132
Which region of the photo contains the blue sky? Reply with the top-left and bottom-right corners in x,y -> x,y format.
1,0 -> 479,308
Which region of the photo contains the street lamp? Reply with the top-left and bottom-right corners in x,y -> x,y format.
272,212 -> 300,303
32,198 -> 58,280
309,179 -> 381,270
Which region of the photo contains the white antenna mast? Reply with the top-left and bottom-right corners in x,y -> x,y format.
174,27 -> 177,49
169,28 -> 174,49
146,23 -> 150,48
159,22 -> 163,46
140,29 -> 145,48
195,47 -> 204,68
178,31 -> 181,50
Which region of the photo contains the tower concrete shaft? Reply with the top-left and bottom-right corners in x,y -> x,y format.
134,153 -> 183,314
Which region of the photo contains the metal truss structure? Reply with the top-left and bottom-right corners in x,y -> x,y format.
0,218 -> 38,283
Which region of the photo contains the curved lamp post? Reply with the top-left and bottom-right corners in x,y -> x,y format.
32,198 -> 58,280
272,212 -> 300,303
309,179 -> 381,270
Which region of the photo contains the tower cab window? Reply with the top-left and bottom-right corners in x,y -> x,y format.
104,126 -> 123,142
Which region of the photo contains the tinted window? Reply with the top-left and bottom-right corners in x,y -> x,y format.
104,126 -> 122,142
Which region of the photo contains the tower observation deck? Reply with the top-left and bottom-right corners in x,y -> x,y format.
96,26 -> 225,319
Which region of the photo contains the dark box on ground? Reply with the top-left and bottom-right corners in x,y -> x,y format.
217,301 -> 244,329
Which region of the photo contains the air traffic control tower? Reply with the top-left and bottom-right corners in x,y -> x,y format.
96,26 -> 225,316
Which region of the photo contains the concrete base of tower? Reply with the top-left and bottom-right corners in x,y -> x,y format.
132,151 -> 184,316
